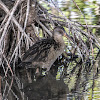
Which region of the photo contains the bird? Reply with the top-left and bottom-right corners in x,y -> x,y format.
18,26 -> 71,73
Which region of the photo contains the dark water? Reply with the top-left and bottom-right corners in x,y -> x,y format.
2,54 -> 100,100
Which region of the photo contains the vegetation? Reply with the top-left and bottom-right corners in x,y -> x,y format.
0,0 -> 100,99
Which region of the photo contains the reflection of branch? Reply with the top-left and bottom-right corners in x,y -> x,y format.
6,78 -> 14,99
0,76 -> 2,100
2,78 -> 14,99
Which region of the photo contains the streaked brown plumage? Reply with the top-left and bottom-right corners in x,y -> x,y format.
19,26 -> 69,72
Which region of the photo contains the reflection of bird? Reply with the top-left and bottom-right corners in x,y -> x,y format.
19,26 -> 70,72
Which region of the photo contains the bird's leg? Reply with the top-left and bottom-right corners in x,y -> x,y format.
46,66 -> 51,72
25,64 -> 36,83
35,67 -> 40,74
26,69 -> 32,83
44,67 -> 51,75
35,67 -> 42,78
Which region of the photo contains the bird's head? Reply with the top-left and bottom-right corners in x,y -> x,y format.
53,26 -> 65,36
53,26 -> 72,41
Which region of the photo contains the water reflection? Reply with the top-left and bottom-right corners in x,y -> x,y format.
1,52 -> 100,100
22,74 -> 68,100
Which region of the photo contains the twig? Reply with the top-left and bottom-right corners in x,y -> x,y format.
2,54 -> 14,77
71,0 -> 89,31
0,0 -> 33,43
0,0 -> 22,45
24,0 -> 30,30
37,20 -> 52,36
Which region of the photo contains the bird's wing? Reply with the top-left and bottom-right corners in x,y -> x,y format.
22,38 -> 59,62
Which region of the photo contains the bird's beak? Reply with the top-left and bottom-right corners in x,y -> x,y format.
63,33 -> 74,43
